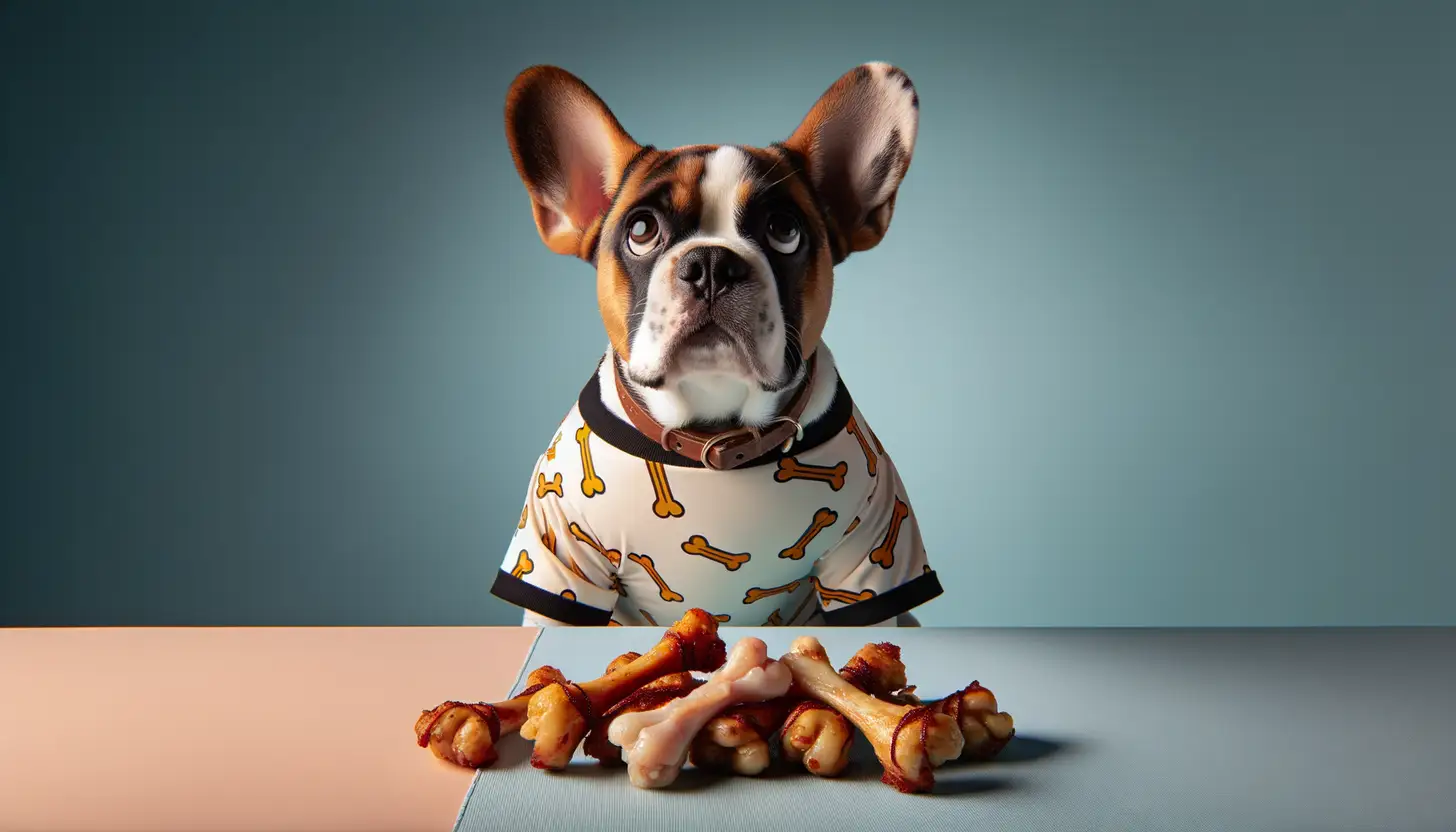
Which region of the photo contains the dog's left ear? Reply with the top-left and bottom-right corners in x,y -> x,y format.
505,66 -> 643,258
783,63 -> 919,259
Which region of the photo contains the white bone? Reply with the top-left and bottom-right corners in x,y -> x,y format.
608,637 -> 792,788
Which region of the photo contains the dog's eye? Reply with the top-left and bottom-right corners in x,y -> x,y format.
625,212 -> 662,256
765,212 -> 801,255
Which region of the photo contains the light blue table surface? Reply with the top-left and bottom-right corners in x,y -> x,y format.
454,627 -> 1455,832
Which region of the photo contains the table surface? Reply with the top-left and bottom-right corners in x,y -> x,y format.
5,627 -> 1454,832
451,626 -> 1456,832
0,627 -> 539,832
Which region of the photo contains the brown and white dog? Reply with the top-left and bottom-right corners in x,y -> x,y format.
495,64 -> 936,628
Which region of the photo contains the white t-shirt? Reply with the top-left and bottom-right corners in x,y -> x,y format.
490,361 -> 942,627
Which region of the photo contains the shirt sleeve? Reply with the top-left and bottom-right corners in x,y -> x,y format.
489,454 -> 622,625
810,452 -> 943,626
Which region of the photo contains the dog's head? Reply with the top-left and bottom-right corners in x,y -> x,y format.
504,63 -> 918,428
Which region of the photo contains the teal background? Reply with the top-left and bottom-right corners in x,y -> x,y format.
2,1 -> 1452,627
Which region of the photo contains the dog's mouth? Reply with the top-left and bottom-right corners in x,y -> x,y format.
669,321 -> 752,375
678,322 -> 735,351
631,300 -> 790,392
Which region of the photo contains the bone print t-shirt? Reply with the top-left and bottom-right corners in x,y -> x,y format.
489,363 -> 943,627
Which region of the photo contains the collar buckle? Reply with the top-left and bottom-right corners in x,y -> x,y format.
697,426 -> 763,470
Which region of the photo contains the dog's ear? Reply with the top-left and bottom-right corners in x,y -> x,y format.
783,63 -> 919,259
505,66 -> 642,258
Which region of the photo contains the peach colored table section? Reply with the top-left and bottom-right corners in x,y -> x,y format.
0,627 -> 540,832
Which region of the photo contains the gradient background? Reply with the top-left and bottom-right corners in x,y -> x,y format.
2,0 -> 1452,627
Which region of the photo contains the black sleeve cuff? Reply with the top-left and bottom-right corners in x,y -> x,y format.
818,570 -> 944,626
490,570 -> 615,626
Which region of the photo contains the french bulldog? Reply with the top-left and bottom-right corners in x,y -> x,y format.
491,63 -> 940,628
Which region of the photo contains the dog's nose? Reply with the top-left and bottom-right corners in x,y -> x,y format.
676,246 -> 750,300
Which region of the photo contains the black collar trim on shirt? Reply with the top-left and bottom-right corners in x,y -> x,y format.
576,359 -> 856,469
489,570 -> 614,626
819,570 -> 944,626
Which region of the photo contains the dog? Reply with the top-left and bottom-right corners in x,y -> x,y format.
491,63 -> 940,628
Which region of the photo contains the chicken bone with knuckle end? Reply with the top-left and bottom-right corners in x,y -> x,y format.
414,665 -> 567,768
520,607 -> 726,770
607,637 -> 793,789
688,698 -> 795,776
693,640 -> 911,778
779,635 -> 964,793
584,651 -> 704,766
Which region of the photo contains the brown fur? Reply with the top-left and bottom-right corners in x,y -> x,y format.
670,154 -> 706,216
598,253 -> 634,359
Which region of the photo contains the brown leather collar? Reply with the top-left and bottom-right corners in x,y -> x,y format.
611,354 -> 818,471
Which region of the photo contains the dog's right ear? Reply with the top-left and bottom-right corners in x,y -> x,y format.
505,66 -> 643,259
